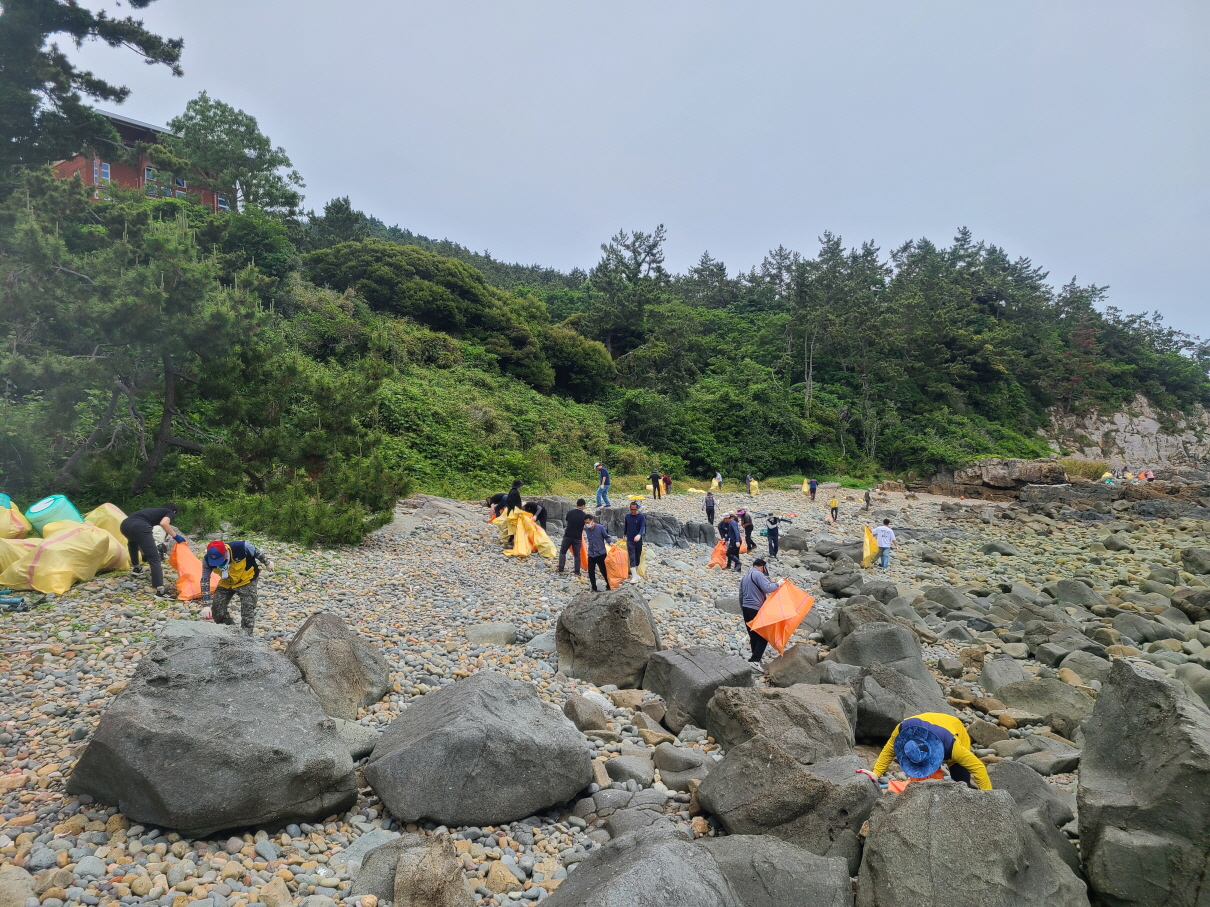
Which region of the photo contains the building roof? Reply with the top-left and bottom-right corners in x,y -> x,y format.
96,109 -> 173,136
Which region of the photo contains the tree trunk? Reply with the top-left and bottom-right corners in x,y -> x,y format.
804,325 -> 817,419
54,382 -> 121,488
130,353 -> 204,494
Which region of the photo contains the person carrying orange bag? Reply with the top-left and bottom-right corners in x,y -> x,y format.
583,513 -> 615,592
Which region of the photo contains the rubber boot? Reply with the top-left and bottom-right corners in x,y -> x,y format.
629,568 -> 641,584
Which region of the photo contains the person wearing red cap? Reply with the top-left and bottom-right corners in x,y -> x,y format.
200,540 -> 272,633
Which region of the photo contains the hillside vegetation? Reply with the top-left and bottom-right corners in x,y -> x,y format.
3,111 -> 1209,543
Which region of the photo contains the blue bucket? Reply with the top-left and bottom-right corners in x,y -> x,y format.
25,495 -> 84,535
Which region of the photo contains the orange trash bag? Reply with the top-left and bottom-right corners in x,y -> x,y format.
707,539 -> 727,568
888,768 -> 946,793
747,580 -> 815,655
739,539 -> 749,554
580,533 -> 589,571
604,543 -> 630,588
169,542 -> 205,601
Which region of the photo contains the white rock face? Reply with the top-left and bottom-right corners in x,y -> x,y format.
1045,394 -> 1210,467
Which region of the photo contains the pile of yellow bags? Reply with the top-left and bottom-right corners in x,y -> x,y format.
495,509 -> 557,558
0,503 -> 130,594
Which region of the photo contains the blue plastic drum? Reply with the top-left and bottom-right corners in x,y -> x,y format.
24,494 -> 84,535
0,493 -> 10,509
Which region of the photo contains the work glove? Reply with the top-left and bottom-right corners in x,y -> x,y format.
173,534 -> 185,544
855,769 -> 879,784
200,605 -> 212,621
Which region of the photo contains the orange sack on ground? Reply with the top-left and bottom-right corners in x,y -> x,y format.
707,539 -> 727,568
169,541 -> 205,600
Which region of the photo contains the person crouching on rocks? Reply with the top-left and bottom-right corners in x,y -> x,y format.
120,504 -> 186,599
583,514 -> 614,592
858,712 -> 993,790
201,540 -> 273,634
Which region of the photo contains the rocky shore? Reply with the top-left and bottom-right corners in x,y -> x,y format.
2,483 -> 1209,907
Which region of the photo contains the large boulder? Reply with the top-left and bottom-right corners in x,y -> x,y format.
643,647 -> 754,734
856,782 -> 1088,907
541,829 -> 742,907
981,655 -> 1029,694
350,833 -> 474,907
0,866 -> 35,907
1079,659 -> 1210,907
555,587 -> 661,688
363,672 -> 591,827
996,679 -> 1095,724
765,643 -> 819,688
986,760 -> 1076,828
820,562 -> 864,598
828,622 -> 935,685
1042,579 -> 1106,609
66,634 -> 357,836
699,836 -> 854,907
285,611 -> 391,720
1180,546 -> 1210,576
852,664 -> 952,742
705,684 -> 854,762
697,737 -> 878,874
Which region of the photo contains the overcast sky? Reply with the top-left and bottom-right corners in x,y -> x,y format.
70,1 -> 1210,335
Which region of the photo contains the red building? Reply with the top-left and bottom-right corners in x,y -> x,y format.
53,111 -> 229,212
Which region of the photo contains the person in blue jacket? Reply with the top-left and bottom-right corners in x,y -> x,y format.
721,513 -> 743,572
594,462 -> 612,508
624,501 -> 646,584
583,514 -> 614,591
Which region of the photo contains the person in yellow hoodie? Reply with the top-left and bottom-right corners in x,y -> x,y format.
857,712 -> 993,790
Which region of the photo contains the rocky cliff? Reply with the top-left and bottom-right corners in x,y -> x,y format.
1045,393 -> 1210,468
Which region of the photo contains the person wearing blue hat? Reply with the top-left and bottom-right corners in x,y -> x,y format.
200,540 -> 272,634
858,712 -> 993,790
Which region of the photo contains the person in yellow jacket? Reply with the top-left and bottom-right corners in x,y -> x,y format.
857,712 -> 993,790
200,540 -> 272,634
828,497 -> 840,521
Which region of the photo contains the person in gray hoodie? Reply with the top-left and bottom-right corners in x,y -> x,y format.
583,514 -> 615,591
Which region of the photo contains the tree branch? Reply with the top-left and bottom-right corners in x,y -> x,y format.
53,382 -> 121,487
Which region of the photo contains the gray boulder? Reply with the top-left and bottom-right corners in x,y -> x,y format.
765,643 -> 819,687
652,743 -> 714,792
351,833 -> 471,906
555,587 -> 661,688
981,540 -> 1021,556
541,829 -> 741,907
464,621 -> 517,646
1058,650 -> 1112,686
285,611 -> 391,721
363,672 -> 591,827
332,718 -> 380,760
643,646 -> 755,734
828,622 -> 936,686
705,684 -> 854,762
697,737 -> 878,874
996,679 -> 1095,724
986,760 -> 1076,828
856,782 -> 1088,907
1042,579 -> 1106,608
981,655 -> 1029,694
699,836 -> 853,907
1175,662 -> 1210,710
853,664 -> 952,742
1079,659 -> 1210,907
606,755 -> 655,787
820,562 -> 864,598
1181,546 -> 1210,576
563,693 -> 610,732
66,634 -> 357,836
922,586 -> 976,613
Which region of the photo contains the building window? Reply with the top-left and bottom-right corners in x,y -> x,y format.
93,160 -> 98,184
217,194 -> 230,210
175,177 -> 186,189
145,166 -> 154,182
99,162 -> 110,182
146,184 -> 158,195
160,185 -> 171,196
175,190 -> 187,198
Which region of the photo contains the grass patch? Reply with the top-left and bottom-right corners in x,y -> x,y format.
1058,458 -> 1108,481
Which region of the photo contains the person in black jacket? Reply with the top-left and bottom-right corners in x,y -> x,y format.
704,491 -> 716,527
486,492 -> 508,518
558,499 -> 588,577
523,501 -> 547,530
648,468 -> 662,500
504,479 -> 524,512
120,504 -> 185,598
624,502 -> 646,584
765,514 -> 792,558
738,509 -> 755,550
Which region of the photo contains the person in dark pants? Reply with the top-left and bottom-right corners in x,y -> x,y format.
738,509 -> 755,550
704,491 -> 716,528
721,514 -> 742,572
648,469 -> 662,500
119,504 -> 185,598
624,502 -> 646,584
522,501 -> 547,530
808,478 -> 818,501
583,514 -> 614,591
558,499 -> 588,576
739,558 -> 782,670
504,479 -> 524,512
766,514 -> 792,558
662,474 -> 672,494
201,540 -> 271,634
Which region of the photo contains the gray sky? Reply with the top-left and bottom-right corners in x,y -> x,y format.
72,1 -> 1210,335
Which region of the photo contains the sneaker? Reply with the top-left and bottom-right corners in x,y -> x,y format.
130,565 -> 146,575
154,588 -> 175,599
749,662 -> 765,674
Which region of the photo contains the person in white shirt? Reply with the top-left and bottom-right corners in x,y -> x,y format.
872,518 -> 897,568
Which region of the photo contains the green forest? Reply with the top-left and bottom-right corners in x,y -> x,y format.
3,1 -> 1209,543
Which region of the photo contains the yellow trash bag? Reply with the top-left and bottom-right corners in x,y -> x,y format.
0,538 -> 38,573
862,525 -> 878,568
628,494 -> 647,501
85,503 -> 127,547
750,480 -> 761,495
710,477 -> 720,491
687,488 -> 704,494
504,510 -> 556,558
802,479 -> 810,494
0,523 -> 117,593
0,503 -> 32,539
